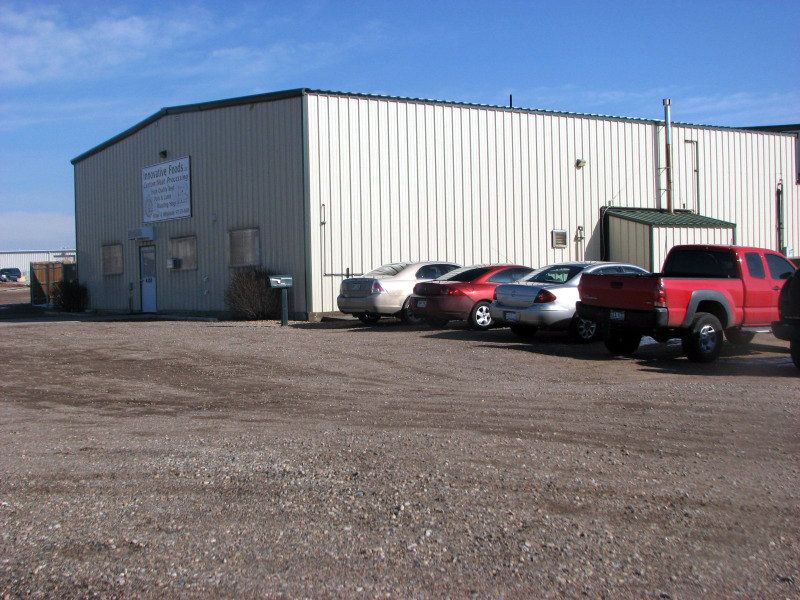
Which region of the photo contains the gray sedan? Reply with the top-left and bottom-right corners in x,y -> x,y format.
490,261 -> 649,342
338,261 -> 460,324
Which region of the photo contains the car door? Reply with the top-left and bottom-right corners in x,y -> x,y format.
764,252 -> 796,323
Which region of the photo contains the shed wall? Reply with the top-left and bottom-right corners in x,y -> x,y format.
75,97 -> 307,314
607,217 -> 652,270
306,93 -> 798,313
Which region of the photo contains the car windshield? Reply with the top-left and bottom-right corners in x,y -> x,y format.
365,263 -> 411,277
522,264 -> 585,284
437,266 -> 493,282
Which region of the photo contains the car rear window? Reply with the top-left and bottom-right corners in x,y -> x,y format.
523,265 -> 585,284
365,263 -> 410,277
437,266 -> 492,282
662,249 -> 738,278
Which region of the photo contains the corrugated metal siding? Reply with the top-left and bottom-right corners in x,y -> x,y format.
608,217 -> 652,270
651,227 -> 735,272
75,97 -> 306,313
0,251 -> 76,276
306,93 -> 798,313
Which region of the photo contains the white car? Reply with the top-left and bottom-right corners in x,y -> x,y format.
490,261 -> 649,342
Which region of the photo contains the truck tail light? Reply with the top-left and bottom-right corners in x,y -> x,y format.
534,289 -> 557,304
371,280 -> 386,294
654,283 -> 667,308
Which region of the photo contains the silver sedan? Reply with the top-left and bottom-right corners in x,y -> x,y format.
490,261 -> 649,342
337,261 -> 460,324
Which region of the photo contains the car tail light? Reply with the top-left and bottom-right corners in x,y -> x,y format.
445,286 -> 464,296
371,280 -> 386,294
654,283 -> 667,308
534,289 -> 557,304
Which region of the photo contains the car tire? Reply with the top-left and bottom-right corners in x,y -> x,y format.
790,339 -> 800,371
569,316 -> 599,343
469,301 -> 493,330
510,324 -> 538,339
604,329 -> 642,356
356,313 -> 381,325
725,328 -> 756,345
399,297 -> 424,325
682,312 -> 723,363
425,316 -> 449,328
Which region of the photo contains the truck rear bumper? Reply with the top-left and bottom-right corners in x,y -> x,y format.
577,302 -> 669,330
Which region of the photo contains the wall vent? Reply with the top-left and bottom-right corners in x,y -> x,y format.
551,229 -> 568,249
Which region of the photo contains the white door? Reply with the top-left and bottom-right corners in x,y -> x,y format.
140,245 -> 157,313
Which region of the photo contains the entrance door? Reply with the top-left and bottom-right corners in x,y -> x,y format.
139,245 -> 157,313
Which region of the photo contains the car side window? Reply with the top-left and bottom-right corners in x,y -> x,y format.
744,253 -> 765,279
415,265 -> 439,279
487,268 -> 517,283
765,254 -> 795,280
509,267 -> 533,281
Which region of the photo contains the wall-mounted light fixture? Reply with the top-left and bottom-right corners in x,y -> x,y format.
575,158 -> 587,169
159,149 -> 168,159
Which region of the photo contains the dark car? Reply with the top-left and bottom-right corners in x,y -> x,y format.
772,267 -> 800,370
409,264 -> 533,330
0,267 -> 22,282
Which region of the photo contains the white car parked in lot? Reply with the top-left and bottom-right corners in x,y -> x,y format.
490,261 -> 649,342
337,261 -> 460,324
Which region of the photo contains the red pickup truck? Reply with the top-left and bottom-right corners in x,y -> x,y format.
577,245 -> 796,362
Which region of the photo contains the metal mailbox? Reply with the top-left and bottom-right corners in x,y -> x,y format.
269,275 -> 293,288
269,275 -> 293,325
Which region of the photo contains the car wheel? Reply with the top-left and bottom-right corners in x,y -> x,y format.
425,316 -> 449,328
682,312 -> 723,363
510,324 -> 538,339
604,329 -> 642,356
399,297 -> 424,325
356,313 -> 381,325
790,339 -> 800,371
569,316 -> 599,343
469,301 -> 493,330
725,328 -> 756,345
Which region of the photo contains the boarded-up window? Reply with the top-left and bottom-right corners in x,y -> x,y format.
102,244 -> 123,276
229,228 -> 260,267
169,236 -> 197,271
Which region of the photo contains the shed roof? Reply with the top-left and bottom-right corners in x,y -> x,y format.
606,207 -> 736,229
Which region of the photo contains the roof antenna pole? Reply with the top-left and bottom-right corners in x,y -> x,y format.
509,94 -> 513,108
663,98 -> 674,214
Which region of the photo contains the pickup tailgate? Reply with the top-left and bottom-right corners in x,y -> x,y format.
579,273 -> 659,310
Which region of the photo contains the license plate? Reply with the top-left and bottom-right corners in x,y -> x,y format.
610,309 -> 625,321
417,299 -> 427,308
504,311 -> 519,322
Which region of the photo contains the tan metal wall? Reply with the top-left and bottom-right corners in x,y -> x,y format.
652,226 -> 735,272
75,97 -> 307,314
306,92 -> 799,313
608,217 -> 652,270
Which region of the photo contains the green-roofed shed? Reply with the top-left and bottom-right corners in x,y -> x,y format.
605,208 -> 736,272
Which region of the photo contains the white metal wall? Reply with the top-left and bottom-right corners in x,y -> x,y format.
305,93 -> 798,313
607,217 -> 652,270
652,226 -> 735,273
75,97 -> 307,313
0,251 -> 76,276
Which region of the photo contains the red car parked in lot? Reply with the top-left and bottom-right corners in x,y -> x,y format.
410,264 -> 533,330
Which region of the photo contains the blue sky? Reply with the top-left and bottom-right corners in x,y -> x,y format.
1,0 -> 798,250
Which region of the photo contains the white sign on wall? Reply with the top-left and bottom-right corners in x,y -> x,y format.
142,157 -> 191,223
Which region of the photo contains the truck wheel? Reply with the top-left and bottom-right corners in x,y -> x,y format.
469,301 -> 493,330
399,297 -> 424,325
510,324 -> 538,339
791,339 -> 800,371
682,312 -> 723,363
604,330 -> 642,356
569,316 -> 599,343
725,328 -> 756,345
356,313 -> 380,325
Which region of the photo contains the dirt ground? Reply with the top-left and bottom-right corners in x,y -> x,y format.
1,310 -> 798,599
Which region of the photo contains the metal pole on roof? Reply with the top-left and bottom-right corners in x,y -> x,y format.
663,99 -> 674,214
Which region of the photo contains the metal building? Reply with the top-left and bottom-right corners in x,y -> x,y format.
72,89 -> 799,319
0,250 -> 76,278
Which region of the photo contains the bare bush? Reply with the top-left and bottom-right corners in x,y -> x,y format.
51,280 -> 89,312
225,268 -> 280,320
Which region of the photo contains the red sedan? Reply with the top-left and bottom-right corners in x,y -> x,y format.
410,264 -> 533,330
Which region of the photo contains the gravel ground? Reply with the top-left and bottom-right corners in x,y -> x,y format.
1,315 -> 798,599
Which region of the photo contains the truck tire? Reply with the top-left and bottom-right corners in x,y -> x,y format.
682,312 -> 723,363
725,328 -> 756,345
791,339 -> 800,371
604,330 -> 642,356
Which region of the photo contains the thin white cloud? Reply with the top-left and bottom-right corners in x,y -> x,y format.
0,211 -> 74,251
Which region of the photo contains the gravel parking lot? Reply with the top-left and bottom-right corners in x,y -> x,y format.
1,314 -> 798,598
